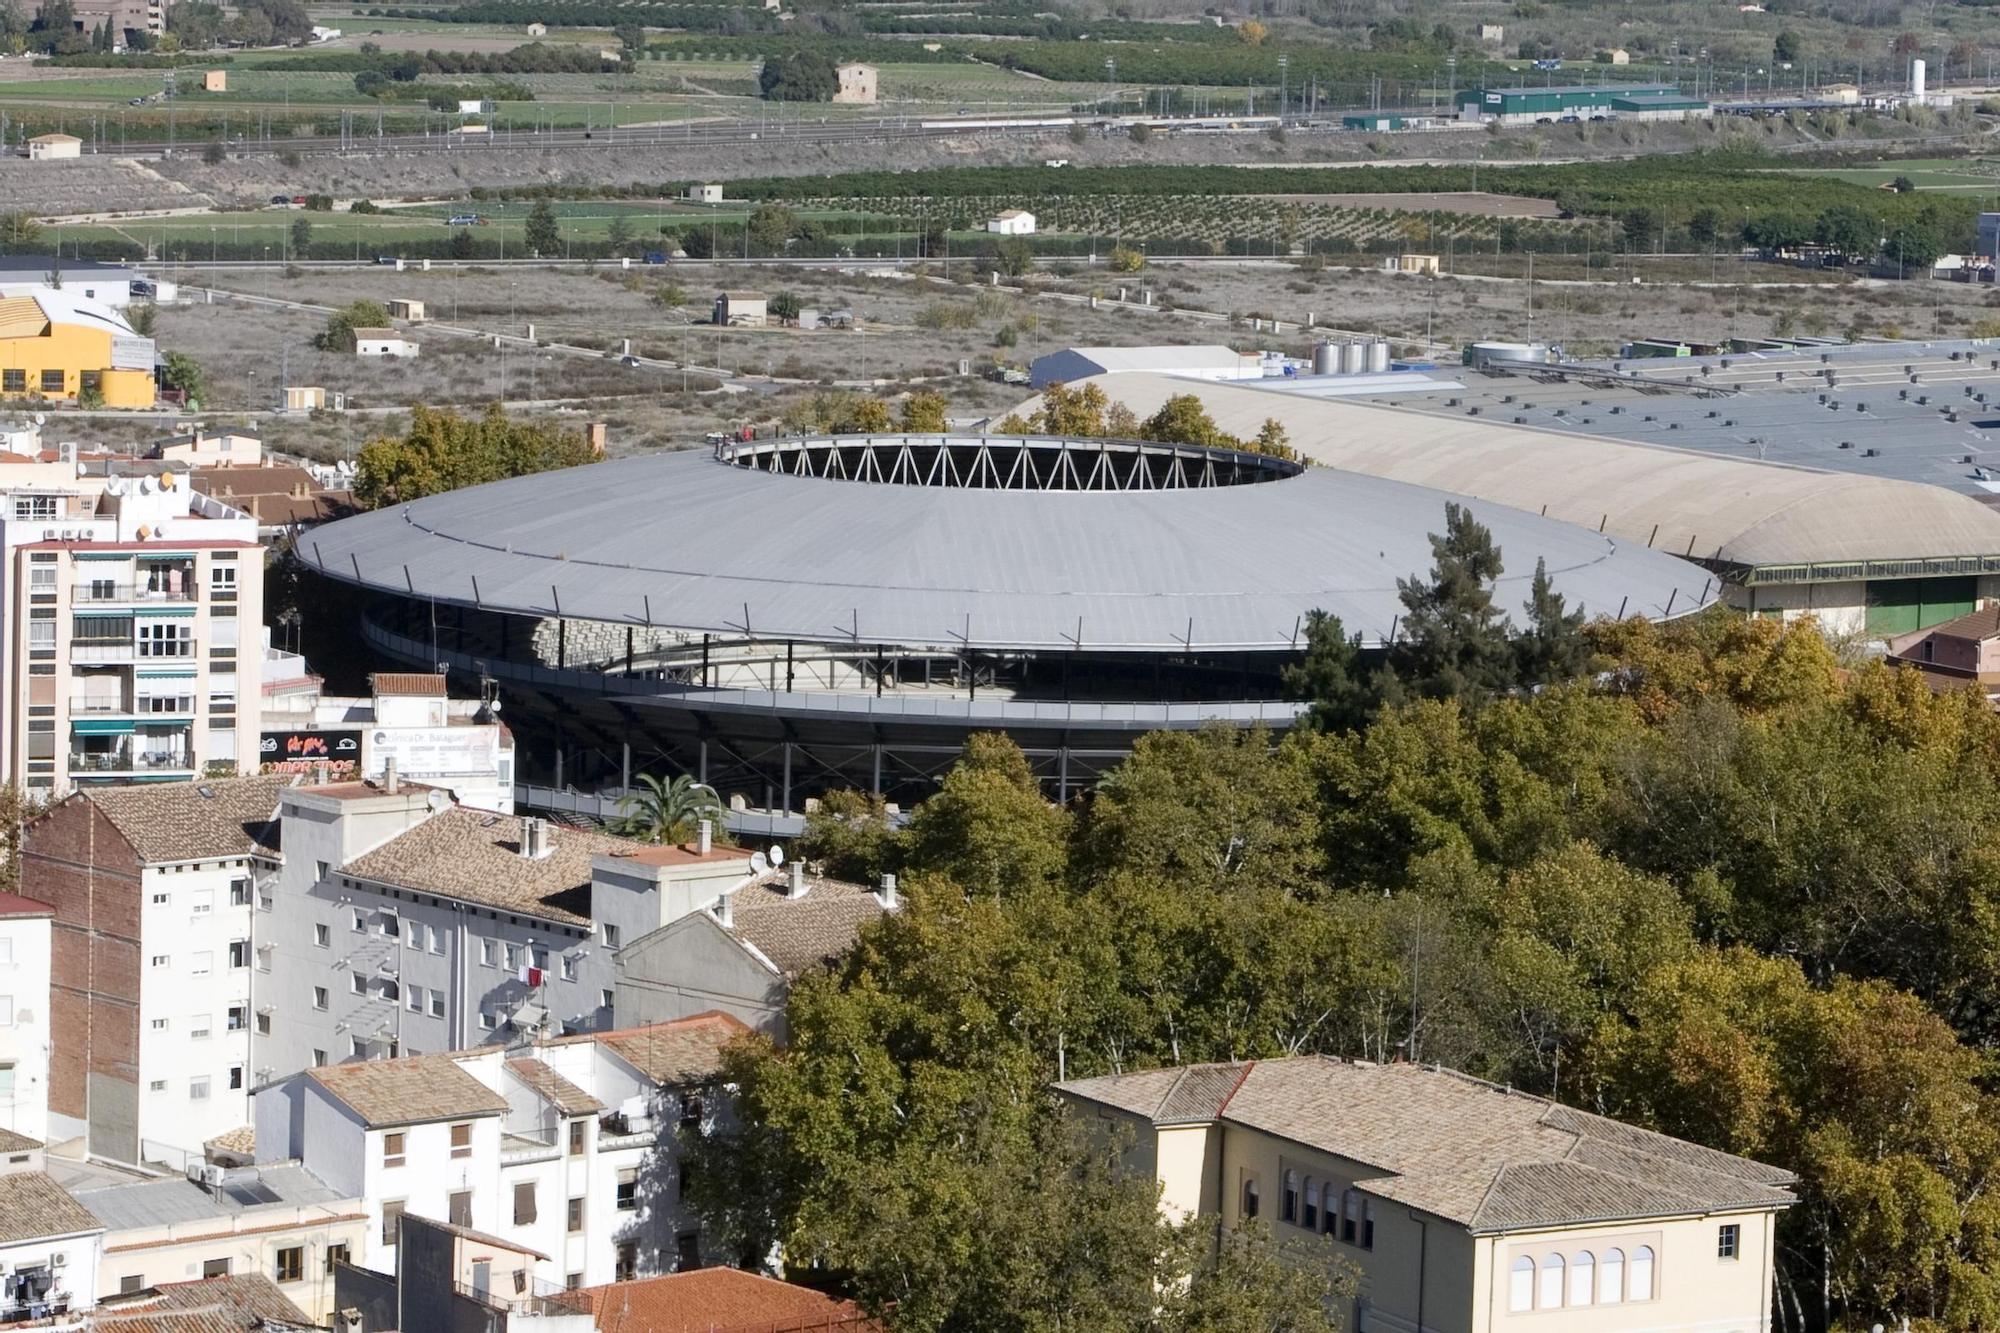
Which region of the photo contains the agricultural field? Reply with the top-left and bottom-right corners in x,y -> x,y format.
1778,157 -> 2000,194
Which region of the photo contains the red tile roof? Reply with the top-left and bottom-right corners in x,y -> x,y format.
582,1268 -> 880,1333
371,672 -> 448,696
0,891 -> 53,918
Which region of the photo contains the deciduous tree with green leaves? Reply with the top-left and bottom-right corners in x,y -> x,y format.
353,404 -> 598,507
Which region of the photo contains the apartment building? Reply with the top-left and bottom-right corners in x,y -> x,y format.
252,1012 -> 745,1291
0,891 -> 53,1145
20,775 -> 292,1166
72,1161 -> 365,1323
0,1136 -> 104,1324
0,448 -> 265,795
1059,1057 -> 1797,1333
256,784 -> 756,1081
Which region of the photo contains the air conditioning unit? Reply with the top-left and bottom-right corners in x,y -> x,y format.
50,1251 -> 66,1269
338,1309 -> 363,1330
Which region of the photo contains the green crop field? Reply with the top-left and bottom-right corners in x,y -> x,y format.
1776,158 -> 2000,192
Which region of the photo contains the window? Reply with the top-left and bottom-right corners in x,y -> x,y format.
481,939 -> 498,968
189,1015 -> 211,1040
227,939 -> 249,968
1569,1251 -> 1594,1307
676,1233 -> 701,1273
600,989 -> 614,1010
227,1004 -> 247,1031
430,990 -> 446,1018
151,1018 -> 168,1032
190,889 -> 213,916
504,943 -> 521,969
480,1010 -> 496,1031
1538,1254 -> 1564,1310
314,923 -> 330,948
1302,1178 -> 1319,1232
616,1167 -> 638,1210
150,1080 -> 167,1092
325,1244 -> 350,1275
615,1243 -> 637,1283
514,1180 -> 537,1226
1629,1246 -> 1654,1301
1241,1176 -> 1259,1219
449,1190 -> 472,1227
380,913 -> 399,938
351,973 -> 367,995
1361,1198 -> 1375,1251
351,1037 -> 367,1058
151,892 -> 169,906
202,1258 -> 230,1279
190,951 -> 212,977
314,861 -> 329,883
532,945 -> 549,970
210,565 -> 236,596
562,953 -> 578,981
408,987 -> 423,1013
1718,1224 -> 1740,1261
138,621 -> 191,657
1509,1257 -> 1534,1313
451,1122 -> 473,1158
275,1247 -> 303,1284
1280,1170 -> 1298,1225
381,1201 -> 404,1246
430,928 -> 444,956
352,910 -> 366,933
566,1274 -> 582,1291
26,619 -> 52,650
568,1120 -> 586,1156
41,369 -> 65,394
1600,1248 -> 1624,1305
151,954 -> 169,969
256,1012 -> 271,1036
119,1275 -> 145,1295
228,1065 -> 243,1090
313,987 -> 328,1011
381,979 -> 399,1003
312,1050 -> 327,1068
229,880 -> 251,907
383,1133 -> 405,1168
1341,1189 -> 1358,1245
403,921 -> 422,951
189,1077 -> 210,1101
603,923 -> 621,949
567,1197 -> 584,1233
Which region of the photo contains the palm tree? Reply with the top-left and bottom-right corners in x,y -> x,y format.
613,773 -> 723,846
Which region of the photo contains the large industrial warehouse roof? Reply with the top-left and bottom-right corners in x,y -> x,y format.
1058,373 -> 2000,571
299,441 -> 1712,653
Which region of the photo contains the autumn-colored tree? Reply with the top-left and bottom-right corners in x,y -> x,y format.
354,405 -> 599,508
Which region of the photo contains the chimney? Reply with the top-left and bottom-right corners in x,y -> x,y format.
714,888 -> 734,929
520,816 -> 550,860
877,872 -> 898,910
382,756 -> 399,795
696,819 -> 712,855
787,858 -> 806,899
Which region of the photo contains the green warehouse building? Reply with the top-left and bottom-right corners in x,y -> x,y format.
1455,84 -> 1709,125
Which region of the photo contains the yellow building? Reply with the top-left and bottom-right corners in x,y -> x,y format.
0,293 -> 155,408
1061,1058 -> 1795,1333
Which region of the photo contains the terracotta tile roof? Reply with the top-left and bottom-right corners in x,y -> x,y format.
0,890 -> 54,918
506,1057 -> 605,1116
78,775 -> 295,864
306,1054 -> 507,1128
202,1125 -> 254,1156
188,465 -> 307,497
725,876 -> 884,979
0,1171 -> 103,1244
91,1273 -> 315,1331
614,842 -> 755,869
548,1012 -> 750,1086
0,1127 -> 42,1153
581,1268 -> 879,1333
371,672 -> 447,696
1058,1058 -> 1796,1234
342,806 -> 647,925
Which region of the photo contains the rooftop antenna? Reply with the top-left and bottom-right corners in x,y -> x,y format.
749,851 -> 770,875
768,845 -> 784,867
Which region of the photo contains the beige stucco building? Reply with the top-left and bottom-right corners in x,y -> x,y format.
833,61 -> 877,104
1059,1058 -> 1794,1333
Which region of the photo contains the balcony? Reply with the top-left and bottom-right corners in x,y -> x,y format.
71,696 -> 197,717
72,582 -> 196,606
70,728 -> 196,775
71,640 -> 196,665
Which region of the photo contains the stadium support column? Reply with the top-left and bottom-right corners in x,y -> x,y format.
782,743 -> 792,817
621,742 -> 630,792
872,744 -> 882,797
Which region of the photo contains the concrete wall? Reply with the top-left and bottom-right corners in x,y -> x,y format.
0,913 -> 52,1143
614,913 -> 786,1035
334,1259 -> 397,1333
92,1204 -> 368,1323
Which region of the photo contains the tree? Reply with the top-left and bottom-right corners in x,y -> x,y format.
1108,242 -> 1145,272
1884,208 -> 1946,270
1388,503 -> 1513,705
988,236 -> 1032,277
447,227 -> 476,260
1032,381 -> 1110,436
289,215 -> 312,255
798,788 -> 902,883
1513,557 -> 1590,689
614,20 -> 643,51
606,211 -> 635,252
1813,203 -> 1876,259
898,390 -> 948,432
524,198 -> 561,257
1282,610 -> 1377,734
759,49 -> 837,101
0,785 -> 30,895
313,299 -> 390,353
1139,393 -> 1236,448
1249,417 -> 1296,461
1773,29 -> 1800,64
202,141 -> 226,165
353,404 -> 599,507
1686,206 -> 1722,251
126,303 -> 157,336
1236,17 -> 1268,44
1891,30 -> 1921,60
160,351 -> 204,404
1157,1223 -> 1350,1333
1127,121 -> 1151,144
1619,207 -> 1658,254
767,291 -> 802,324
612,773 -> 723,845
745,203 -> 796,255
900,733 -> 1068,898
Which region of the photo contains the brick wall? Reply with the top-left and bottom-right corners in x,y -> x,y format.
21,795 -> 142,1157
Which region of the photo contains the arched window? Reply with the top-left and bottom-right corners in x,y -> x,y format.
1600,1248 -> 1624,1304
1509,1257 -> 1535,1313
1282,1170 -> 1299,1225
1630,1246 -> 1655,1301
1538,1254 -> 1564,1310
1303,1178 -> 1320,1231
1342,1189 -> 1360,1244
1241,1177 -> 1259,1220
1569,1251 -> 1594,1307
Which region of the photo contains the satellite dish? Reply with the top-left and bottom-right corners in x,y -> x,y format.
749,851 -> 770,875
33,413 -> 45,426
769,845 -> 784,867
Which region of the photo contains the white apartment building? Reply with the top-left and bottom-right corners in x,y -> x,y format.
72,1160 -> 366,1323
0,1138 -> 104,1324
0,891 -> 53,1145
20,775 -> 292,1167
0,447 -> 265,795
259,660 -> 514,813
253,1012 -> 743,1291
256,781 -> 756,1083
